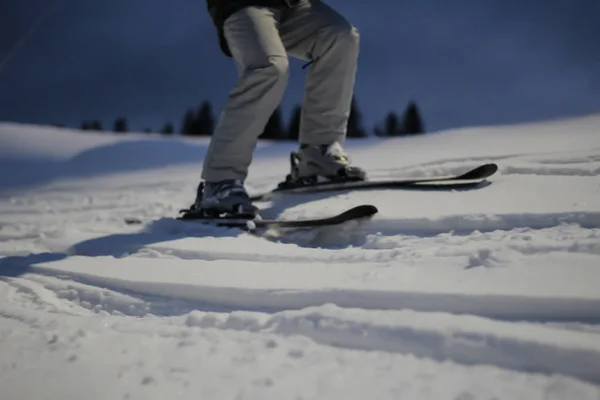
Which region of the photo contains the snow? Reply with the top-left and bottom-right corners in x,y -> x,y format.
1,114 -> 600,399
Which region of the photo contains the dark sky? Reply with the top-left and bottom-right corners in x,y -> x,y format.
1,0 -> 599,133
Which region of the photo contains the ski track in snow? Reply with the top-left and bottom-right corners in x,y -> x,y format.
1,118 -> 600,398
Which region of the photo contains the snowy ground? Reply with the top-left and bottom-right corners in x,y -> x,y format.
1,115 -> 600,399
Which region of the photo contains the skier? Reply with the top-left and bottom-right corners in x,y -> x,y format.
193,0 -> 367,217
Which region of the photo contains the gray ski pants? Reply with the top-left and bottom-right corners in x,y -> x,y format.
201,0 -> 359,182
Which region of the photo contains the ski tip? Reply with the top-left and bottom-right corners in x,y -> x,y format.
481,163 -> 499,176
484,162 -> 499,172
458,163 -> 499,180
346,204 -> 378,217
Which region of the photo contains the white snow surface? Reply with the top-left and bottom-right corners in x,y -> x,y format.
1,116 -> 600,399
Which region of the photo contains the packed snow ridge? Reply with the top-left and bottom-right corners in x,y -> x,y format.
1,114 -> 600,399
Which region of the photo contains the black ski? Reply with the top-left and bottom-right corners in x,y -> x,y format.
251,163 -> 498,201
124,204 -> 378,230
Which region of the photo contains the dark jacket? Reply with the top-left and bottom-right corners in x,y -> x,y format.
206,0 -> 300,57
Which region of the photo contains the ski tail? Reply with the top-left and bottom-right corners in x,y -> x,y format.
444,163 -> 498,181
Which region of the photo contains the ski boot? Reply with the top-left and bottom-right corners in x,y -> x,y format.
181,179 -> 259,219
278,142 -> 367,189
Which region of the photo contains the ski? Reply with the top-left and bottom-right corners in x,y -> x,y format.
124,204 -> 378,231
251,163 -> 498,201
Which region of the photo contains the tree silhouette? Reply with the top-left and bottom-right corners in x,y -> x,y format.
181,109 -> 197,136
90,120 -> 103,131
181,101 -> 215,136
196,101 -> 215,135
347,97 -> 367,138
402,101 -> 425,134
384,111 -> 403,136
261,107 -> 286,139
81,120 -> 103,131
161,122 -> 174,135
113,117 -> 128,133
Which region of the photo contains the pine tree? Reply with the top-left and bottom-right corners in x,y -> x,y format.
402,101 -> 425,134
113,117 -> 128,133
347,97 -> 367,138
196,101 -> 215,135
384,111 -> 403,136
261,107 -> 286,140
161,122 -> 174,135
90,120 -> 103,131
181,109 -> 197,136
287,105 -> 302,141
80,121 -> 92,131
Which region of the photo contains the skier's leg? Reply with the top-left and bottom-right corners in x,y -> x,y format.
278,0 -> 365,182
201,7 -> 289,183
280,0 -> 359,146
196,6 -> 289,214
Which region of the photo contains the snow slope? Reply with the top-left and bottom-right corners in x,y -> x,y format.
1,115 -> 600,399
